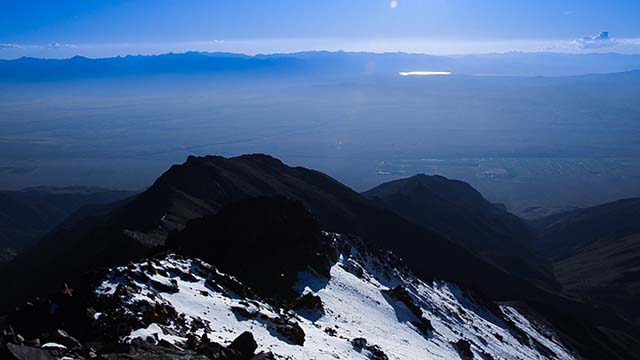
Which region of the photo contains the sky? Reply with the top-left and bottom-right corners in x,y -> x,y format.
1,0 -> 640,58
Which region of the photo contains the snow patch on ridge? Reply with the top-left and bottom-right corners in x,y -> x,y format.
94,233 -> 575,359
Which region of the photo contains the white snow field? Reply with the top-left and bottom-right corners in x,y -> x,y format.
95,233 -> 575,360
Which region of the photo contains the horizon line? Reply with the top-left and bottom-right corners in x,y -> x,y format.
2,49 -> 640,62
3,36 -> 640,60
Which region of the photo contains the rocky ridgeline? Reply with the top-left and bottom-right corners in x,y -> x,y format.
0,255 -> 280,359
0,197 -> 575,359
0,232 -> 573,359
0,232 -> 387,359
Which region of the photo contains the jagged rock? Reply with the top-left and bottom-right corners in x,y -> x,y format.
128,270 -> 151,284
351,337 -> 368,349
140,263 -> 157,276
383,286 -> 433,336
162,265 -> 199,283
184,334 -> 199,350
149,279 -> 179,293
479,350 -> 495,360
230,306 -> 257,319
228,331 -> 257,358
462,289 -> 505,322
324,327 -> 337,336
5,343 -> 56,360
152,303 -> 180,325
503,316 -> 530,346
413,320 -> 433,336
531,337 -> 556,359
364,344 -> 389,360
453,339 -> 474,359
309,253 -> 334,278
190,318 -> 207,332
176,269 -> 198,282
350,338 -> 388,360
206,273 -> 253,299
114,283 -> 139,298
158,339 -> 182,351
294,293 -> 324,314
342,258 -> 366,279
50,329 -> 81,349
309,237 -> 339,278
274,321 -> 305,346
177,271 -> 198,283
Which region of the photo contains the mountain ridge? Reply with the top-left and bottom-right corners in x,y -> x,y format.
3,51 -> 640,81
1,154 -> 639,359
363,173 -> 556,291
0,186 -> 135,262
532,198 -> 640,326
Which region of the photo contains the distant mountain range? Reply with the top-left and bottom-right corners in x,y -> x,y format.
2,51 -> 640,81
1,154 -> 639,359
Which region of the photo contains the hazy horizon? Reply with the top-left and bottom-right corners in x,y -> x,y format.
3,38 -> 640,60
2,1 -> 640,215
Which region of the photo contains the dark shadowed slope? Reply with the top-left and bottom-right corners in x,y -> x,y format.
168,196 -> 328,298
0,198 -> 580,359
106,154 -> 561,304
363,174 -> 556,290
0,186 -> 135,262
533,198 -> 640,260
2,154 -> 546,307
533,198 -> 640,325
2,154 -> 639,359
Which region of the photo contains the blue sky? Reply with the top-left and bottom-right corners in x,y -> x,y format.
1,0 -> 640,58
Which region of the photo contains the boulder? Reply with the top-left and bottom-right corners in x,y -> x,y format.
274,321 -> 305,346
228,332 -> 258,358
149,279 -> 179,294
452,339 -> 474,359
294,293 -> 324,314
365,344 -> 389,360
230,306 -> 257,319
351,337 -> 367,349
350,338 -> 389,360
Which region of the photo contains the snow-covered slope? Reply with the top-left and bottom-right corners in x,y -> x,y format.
94,232 -> 575,359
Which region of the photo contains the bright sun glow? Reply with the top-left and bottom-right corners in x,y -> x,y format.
390,1 -> 398,9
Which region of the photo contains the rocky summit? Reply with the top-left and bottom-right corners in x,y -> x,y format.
1,155 -> 639,359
